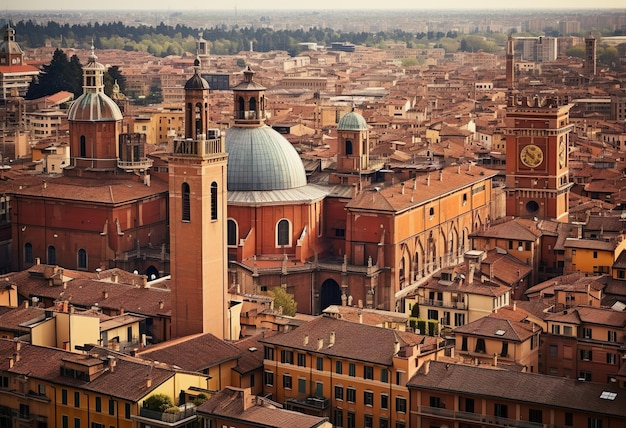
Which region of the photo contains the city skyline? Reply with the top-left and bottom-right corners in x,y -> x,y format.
4,0 -> 626,11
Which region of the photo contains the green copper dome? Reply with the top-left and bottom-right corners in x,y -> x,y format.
337,110 -> 368,131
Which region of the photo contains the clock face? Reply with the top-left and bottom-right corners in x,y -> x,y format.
520,144 -> 544,168
559,141 -> 566,168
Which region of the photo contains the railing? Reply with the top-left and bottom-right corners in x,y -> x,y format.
418,406 -> 552,428
117,158 -> 153,171
173,137 -> 224,157
418,297 -> 467,310
72,157 -> 117,170
138,406 -> 196,423
285,396 -> 330,410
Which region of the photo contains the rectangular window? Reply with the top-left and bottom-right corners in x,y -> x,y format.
396,423 -> 406,428
455,312 -> 465,326
563,326 -> 572,336
347,387 -> 356,403
593,251 -> 598,259
582,328 -> 592,339
74,392 -> 80,408
62,416 -> 69,428
381,393 -> 389,409
475,338 -> 486,353
280,350 -> 293,364
62,389 -> 68,405
125,403 -> 131,419
74,418 -> 81,428
283,374 -> 292,389
347,411 -> 356,428
316,357 -> 324,371
579,371 -> 592,381
607,353 -> 617,365
608,331 -> 617,342
364,391 -> 374,406
349,363 -> 356,377
380,418 -> 389,428
298,378 -> 306,394
264,371 -> 274,386
549,344 -> 558,357
580,349 -> 592,361
297,353 -> 306,367
336,361 -> 343,374
430,396 -> 441,408
108,399 -> 115,416
565,413 -> 573,426
465,398 -> 475,413
365,415 -> 373,428
95,397 -> 102,412
588,418 -> 602,428
396,396 -> 407,413
381,368 -> 389,383
461,336 -> 468,351
427,309 -> 438,320
335,385 -> 344,400
315,381 -> 323,397
334,409 -> 344,428
551,324 -> 561,334
264,347 -> 274,361
529,409 -> 543,423
495,404 -> 508,418
364,365 -> 374,380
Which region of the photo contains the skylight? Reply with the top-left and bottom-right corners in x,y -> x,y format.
600,391 -> 617,400
495,330 -> 506,336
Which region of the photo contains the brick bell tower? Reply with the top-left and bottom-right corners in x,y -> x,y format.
505,94 -> 574,222
169,59 -> 229,339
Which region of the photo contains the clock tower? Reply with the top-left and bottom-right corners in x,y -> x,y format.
505,95 -> 573,222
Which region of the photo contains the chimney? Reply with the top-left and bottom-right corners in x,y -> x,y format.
146,378 -> 152,388
317,338 -> 324,350
513,301 -> 517,311
8,357 -> 14,368
102,290 -> 108,299
158,300 -> 164,310
35,257 -> 41,265
329,331 -> 335,347
352,183 -> 358,198
413,178 -> 417,190
22,300 -> 29,309
401,182 -> 405,195
304,334 -> 309,346
112,273 -> 119,283
394,341 -> 400,354
358,309 -> 363,324
423,359 -> 430,375
426,173 -> 430,186
493,353 -> 498,366
439,170 -> 443,181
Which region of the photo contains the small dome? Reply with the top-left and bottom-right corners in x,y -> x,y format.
67,92 -> 123,122
337,110 -> 368,131
226,126 -> 307,191
185,72 -> 209,90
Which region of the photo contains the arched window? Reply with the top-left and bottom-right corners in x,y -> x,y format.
345,139 -> 353,155
77,248 -> 87,270
227,219 -> 238,246
80,136 -> 86,158
211,182 -> 218,220
25,242 -> 33,264
182,182 -> 190,222
47,245 -> 56,265
249,97 -> 257,118
277,219 -> 291,247
238,97 -> 245,119
195,102 -> 203,137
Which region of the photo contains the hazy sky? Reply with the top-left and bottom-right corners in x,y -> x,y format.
5,0 -> 626,10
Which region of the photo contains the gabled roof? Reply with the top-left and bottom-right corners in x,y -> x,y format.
260,315 -> 439,366
407,361 -> 625,417
453,316 -> 537,342
0,339 -> 174,401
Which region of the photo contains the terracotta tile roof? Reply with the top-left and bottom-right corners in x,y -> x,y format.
6,174 -> 168,204
346,164 -> 496,213
0,339 -> 174,401
564,238 -> 616,251
0,306 -> 46,335
407,361 -> 626,417
260,315 -> 440,366
136,333 -> 240,372
232,332 -> 278,375
470,217 -> 543,241
525,272 -> 603,297
10,266 -> 171,318
480,249 -> 532,286
198,387 -> 329,427
453,315 -> 537,342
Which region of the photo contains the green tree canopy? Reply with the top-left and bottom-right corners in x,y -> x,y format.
267,286 -> 297,316
26,48 -> 83,99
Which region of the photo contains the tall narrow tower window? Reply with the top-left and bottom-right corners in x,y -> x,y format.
47,245 -> 56,265
182,183 -> 191,222
25,243 -> 33,264
238,97 -> 245,119
211,182 -> 218,220
345,139 -> 353,155
277,219 -> 291,247
249,97 -> 257,119
227,219 -> 238,246
77,248 -> 87,270
195,102 -> 203,138
80,136 -> 86,157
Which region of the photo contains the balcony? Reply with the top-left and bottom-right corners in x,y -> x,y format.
418,406 -> 552,428
117,158 -> 153,172
285,396 -> 330,417
134,404 -> 197,427
418,297 -> 467,310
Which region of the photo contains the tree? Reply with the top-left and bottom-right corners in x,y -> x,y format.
26,48 -> 83,99
104,65 -> 125,96
143,394 -> 174,412
267,286 -> 297,316
236,58 -> 246,68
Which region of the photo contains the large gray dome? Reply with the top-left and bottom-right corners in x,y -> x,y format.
67,92 -> 123,122
337,110 -> 368,131
225,125 -> 307,191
